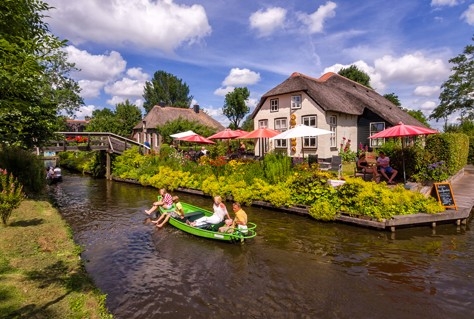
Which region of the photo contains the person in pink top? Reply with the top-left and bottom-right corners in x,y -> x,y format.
145,188 -> 173,216
376,151 -> 398,184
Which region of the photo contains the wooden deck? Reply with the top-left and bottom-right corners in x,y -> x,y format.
337,165 -> 474,231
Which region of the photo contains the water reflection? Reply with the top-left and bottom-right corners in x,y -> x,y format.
48,173 -> 474,319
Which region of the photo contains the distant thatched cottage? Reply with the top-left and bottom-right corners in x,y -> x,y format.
132,104 -> 224,151
251,72 -> 427,159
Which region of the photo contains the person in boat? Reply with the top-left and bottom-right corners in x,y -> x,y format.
53,166 -> 62,181
152,196 -> 184,228
187,195 -> 230,228
145,188 -> 173,216
357,153 -> 379,182
218,202 -> 248,233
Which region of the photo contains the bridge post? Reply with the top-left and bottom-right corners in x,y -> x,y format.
106,151 -> 111,180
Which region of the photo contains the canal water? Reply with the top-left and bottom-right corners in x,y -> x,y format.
48,173 -> 474,319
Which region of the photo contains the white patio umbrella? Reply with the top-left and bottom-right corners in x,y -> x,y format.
170,130 -> 197,138
270,124 -> 333,139
270,124 -> 333,158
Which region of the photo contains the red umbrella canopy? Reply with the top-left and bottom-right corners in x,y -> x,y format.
208,129 -> 242,140
237,128 -> 280,139
369,122 -> 438,139
177,134 -> 215,144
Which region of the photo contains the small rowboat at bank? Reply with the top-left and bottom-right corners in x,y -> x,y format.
159,202 -> 257,243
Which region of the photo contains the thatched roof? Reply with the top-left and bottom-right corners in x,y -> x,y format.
253,72 -> 426,127
133,105 -> 225,130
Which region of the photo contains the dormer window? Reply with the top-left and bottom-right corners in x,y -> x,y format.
270,99 -> 279,112
291,95 -> 301,109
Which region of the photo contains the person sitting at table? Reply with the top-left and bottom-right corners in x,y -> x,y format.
376,151 -> 398,184
357,153 -> 379,182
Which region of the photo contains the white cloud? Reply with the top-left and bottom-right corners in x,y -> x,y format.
64,46 -> 126,81
104,77 -> 146,98
414,85 -> 440,97
223,68 -> 261,87
420,100 -> 437,111
297,1 -> 337,34
47,0 -> 211,53
461,4 -> 474,25
126,67 -> 149,81
214,86 -> 234,97
249,7 -> 287,37
374,52 -> 449,84
78,80 -> 105,98
323,60 -> 385,91
74,104 -> 96,119
431,0 -> 460,7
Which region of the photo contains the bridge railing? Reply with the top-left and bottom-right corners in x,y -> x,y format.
41,132 -> 145,155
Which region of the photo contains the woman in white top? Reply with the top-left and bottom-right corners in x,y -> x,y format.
188,196 -> 230,227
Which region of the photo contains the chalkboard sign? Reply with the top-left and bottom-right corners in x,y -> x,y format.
433,182 -> 457,210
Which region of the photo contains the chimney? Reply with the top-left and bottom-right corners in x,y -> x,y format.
193,104 -> 200,113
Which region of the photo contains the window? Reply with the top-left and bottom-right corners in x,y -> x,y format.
302,115 -> 318,148
291,95 -> 302,109
329,116 -> 337,147
370,122 -> 385,147
270,99 -> 279,112
274,118 -> 288,148
258,119 -> 268,128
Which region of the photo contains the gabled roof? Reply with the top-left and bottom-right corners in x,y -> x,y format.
133,105 -> 225,131
253,72 -> 426,127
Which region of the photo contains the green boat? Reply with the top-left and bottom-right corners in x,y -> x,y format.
159,201 -> 257,243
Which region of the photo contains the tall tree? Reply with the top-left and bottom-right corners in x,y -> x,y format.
142,71 -> 193,113
338,65 -> 372,88
0,0 -> 83,148
430,36 -> 474,123
406,110 -> 430,127
86,100 -> 142,137
383,93 -> 401,106
222,87 -> 250,129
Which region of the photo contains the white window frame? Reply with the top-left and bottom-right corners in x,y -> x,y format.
302,115 -> 318,148
291,95 -> 302,109
274,118 -> 288,148
258,119 -> 268,128
270,99 -> 279,112
329,115 -> 337,147
370,122 -> 385,147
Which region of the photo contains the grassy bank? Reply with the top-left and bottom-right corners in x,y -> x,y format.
0,200 -> 113,319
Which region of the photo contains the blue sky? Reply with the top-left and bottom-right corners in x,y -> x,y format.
45,0 -> 474,129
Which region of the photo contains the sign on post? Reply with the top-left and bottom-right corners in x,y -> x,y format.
433,182 -> 457,210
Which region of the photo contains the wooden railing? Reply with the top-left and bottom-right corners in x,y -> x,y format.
40,132 -> 144,155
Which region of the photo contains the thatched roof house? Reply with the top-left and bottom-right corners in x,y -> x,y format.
132,104 -> 224,151
251,72 -> 427,158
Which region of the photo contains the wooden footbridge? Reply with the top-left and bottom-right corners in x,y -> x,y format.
39,132 -> 146,179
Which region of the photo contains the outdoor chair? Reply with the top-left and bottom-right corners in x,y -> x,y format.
322,155 -> 342,178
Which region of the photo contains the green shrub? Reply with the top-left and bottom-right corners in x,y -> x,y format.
0,147 -> 45,194
0,173 -> 24,225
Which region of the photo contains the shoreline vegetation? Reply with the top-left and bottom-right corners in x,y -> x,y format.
0,200 -> 113,319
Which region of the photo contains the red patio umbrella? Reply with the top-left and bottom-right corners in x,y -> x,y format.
369,122 -> 439,184
208,129 -> 242,140
177,134 -> 215,144
369,122 -> 438,139
236,128 -> 280,139
237,128 -> 280,156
